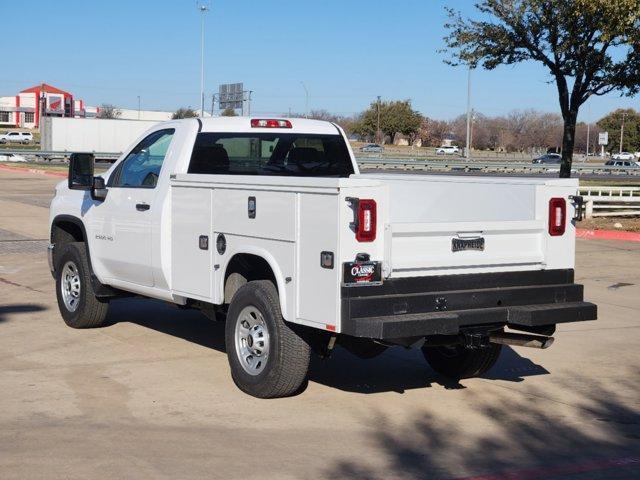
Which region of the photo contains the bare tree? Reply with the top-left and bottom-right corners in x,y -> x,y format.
96,104 -> 121,119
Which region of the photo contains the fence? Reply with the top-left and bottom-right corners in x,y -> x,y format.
578,186 -> 640,218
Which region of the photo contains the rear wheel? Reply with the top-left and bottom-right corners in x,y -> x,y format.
225,280 -> 310,398
422,343 -> 502,379
55,242 -> 109,328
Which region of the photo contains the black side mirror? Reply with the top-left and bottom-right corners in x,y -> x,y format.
68,153 -> 95,190
91,176 -> 108,202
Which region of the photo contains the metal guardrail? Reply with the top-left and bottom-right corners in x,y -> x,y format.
1,150 -> 640,176
578,186 -> 640,218
0,149 -> 121,161
357,157 -> 640,176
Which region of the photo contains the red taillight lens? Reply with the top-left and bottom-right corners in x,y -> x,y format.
356,199 -> 377,242
250,119 -> 292,128
548,197 -> 566,236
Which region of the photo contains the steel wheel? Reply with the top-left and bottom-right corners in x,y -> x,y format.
60,261 -> 81,312
234,306 -> 270,376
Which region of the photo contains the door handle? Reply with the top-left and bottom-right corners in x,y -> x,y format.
136,203 -> 150,211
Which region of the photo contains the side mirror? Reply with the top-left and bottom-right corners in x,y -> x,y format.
68,153 -> 95,190
91,176 -> 108,202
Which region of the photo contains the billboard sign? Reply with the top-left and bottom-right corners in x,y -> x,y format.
598,132 -> 608,145
219,83 -> 244,110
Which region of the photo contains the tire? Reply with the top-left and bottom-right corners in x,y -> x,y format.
422,343 -> 502,379
225,280 -> 310,398
55,242 -> 109,329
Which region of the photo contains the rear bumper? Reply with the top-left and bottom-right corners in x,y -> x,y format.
340,269 -> 597,339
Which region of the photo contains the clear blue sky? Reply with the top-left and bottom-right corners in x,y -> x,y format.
2,0 -> 637,121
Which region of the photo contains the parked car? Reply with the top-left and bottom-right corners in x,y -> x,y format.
0,131 -> 33,144
0,153 -> 27,162
605,160 -> 640,168
359,143 -> 384,153
532,153 -> 562,164
49,117 -> 596,398
436,145 -> 460,155
612,152 -> 635,161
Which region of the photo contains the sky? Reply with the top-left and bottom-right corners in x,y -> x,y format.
1,0 -> 637,122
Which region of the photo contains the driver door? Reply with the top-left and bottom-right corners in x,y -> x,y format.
89,129 -> 174,286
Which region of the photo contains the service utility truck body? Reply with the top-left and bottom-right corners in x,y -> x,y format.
49,117 -> 596,398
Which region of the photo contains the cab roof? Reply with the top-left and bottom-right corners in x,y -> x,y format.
195,116 -> 341,135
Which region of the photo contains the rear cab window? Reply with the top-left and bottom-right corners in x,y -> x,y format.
188,132 -> 354,177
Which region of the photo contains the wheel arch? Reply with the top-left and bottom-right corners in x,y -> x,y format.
221,248 -> 290,320
51,214 -> 87,243
50,215 -> 118,298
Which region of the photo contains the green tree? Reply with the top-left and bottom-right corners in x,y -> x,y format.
221,107 -> 237,117
353,100 -> 422,144
443,0 -> 640,177
96,104 -> 121,119
171,107 -> 198,119
597,108 -> 640,153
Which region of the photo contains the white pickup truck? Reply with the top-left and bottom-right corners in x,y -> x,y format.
49,117 -> 596,398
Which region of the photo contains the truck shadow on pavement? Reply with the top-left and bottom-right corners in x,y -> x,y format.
323,371 -> 640,480
0,303 -> 47,324
105,298 -> 227,352
107,298 -> 549,395
308,344 -> 548,394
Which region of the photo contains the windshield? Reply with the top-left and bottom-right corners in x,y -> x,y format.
188,132 -> 354,177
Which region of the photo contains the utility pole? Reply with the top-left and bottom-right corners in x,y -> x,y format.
246,90 -> 253,116
197,2 -> 210,118
469,109 -> 476,152
620,111 -> 628,154
376,95 -> 381,144
137,96 -> 141,120
465,67 -> 472,159
300,81 -> 309,118
584,102 -> 590,161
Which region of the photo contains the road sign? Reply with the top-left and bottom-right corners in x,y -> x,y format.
598,132 -> 609,146
219,83 -> 244,110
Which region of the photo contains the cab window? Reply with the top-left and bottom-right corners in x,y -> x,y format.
188,132 -> 354,177
110,129 -> 175,188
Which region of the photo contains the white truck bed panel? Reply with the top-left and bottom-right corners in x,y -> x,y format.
171,187 -> 213,300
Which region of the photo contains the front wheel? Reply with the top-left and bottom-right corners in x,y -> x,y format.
225,280 -> 310,398
55,242 -> 109,328
422,343 -> 502,379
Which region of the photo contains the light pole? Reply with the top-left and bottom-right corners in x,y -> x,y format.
300,81 -> 309,118
465,67 -> 473,159
620,112 -> 628,154
197,2 -> 210,118
376,95 -> 381,144
137,95 -> 141,120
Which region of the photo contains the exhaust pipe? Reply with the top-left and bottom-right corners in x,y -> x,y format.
490,331 -> 555,349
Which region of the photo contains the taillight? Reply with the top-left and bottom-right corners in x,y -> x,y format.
356,199 -> 377,242
548,198 -> 566,236
250,119 -> 292,128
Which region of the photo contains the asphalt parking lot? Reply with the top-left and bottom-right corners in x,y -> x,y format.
0,168 -> 639,480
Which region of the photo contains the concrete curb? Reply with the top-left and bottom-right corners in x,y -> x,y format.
577,228 -> 640,243
0,164 -> 68,178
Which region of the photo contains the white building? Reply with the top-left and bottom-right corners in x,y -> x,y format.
0,83 -> 177,129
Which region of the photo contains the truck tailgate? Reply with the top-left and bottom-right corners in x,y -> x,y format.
388,219 -> 545,274
357,174 -> 578,277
